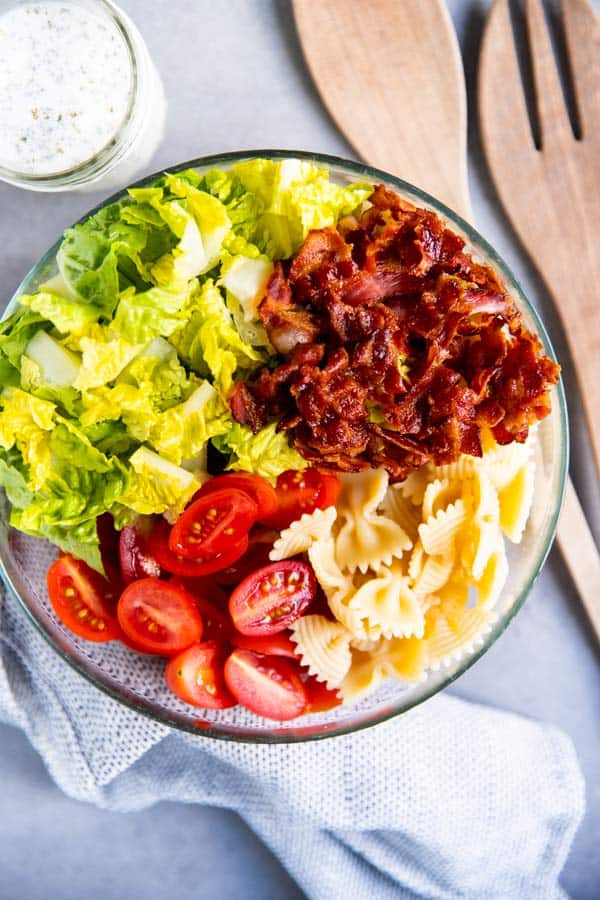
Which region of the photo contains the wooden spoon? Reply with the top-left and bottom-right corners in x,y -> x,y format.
293,0 -> 600,639
293,0 -> 472,221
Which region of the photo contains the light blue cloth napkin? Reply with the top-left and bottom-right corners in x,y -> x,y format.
0,586 -> 584,900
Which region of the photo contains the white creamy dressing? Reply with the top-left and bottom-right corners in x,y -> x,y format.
0,1 -> 133,176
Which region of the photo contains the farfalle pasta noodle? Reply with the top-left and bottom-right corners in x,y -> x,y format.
423,600 -> 498,670
418,500 -> 467,556
380,486 -> 421,544
282,431 -> 536,702
498,461 -> 536,544
341,636 -> 428,701
335,468 -> 412,573
290,615 -> 353,689
269,506 -> 337,561
347,561 -> 425,640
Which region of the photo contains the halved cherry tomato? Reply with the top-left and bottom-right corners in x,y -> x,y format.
224,649 -> 307,720
170,575 -> 229,609
229,560 -> 316,636
231,630 -> 299,659
119,518 -> 161,584
170,578 -> 232,642
195,473 -> 278,521
215,538 -> 273,587
261,469 -> 341,530
166,641 -> 236,709
169,489 -> 257,560
149,518 -> 248,576
47,554 -> 121,642
117,628 -> 156,655
117,577 -> 203,655
302,675 -> 343,713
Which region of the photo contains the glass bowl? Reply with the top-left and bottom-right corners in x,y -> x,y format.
0,150 -> 568,742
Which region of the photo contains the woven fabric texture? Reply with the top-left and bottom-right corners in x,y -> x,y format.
0,587 -> 585,899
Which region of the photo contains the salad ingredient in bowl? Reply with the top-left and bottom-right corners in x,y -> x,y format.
0,155 -> 563,735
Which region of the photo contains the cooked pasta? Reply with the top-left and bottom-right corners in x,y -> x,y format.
292,431 -> 537,704
290,615 -> 353,688
335,469 -> 412,573
347,561 -> 425,640
270,506 -> 337,561
498,461 -> 536,543
423,600 -> 498,670
418,500 -> 467,556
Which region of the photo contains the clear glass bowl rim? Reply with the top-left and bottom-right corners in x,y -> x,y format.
0,149 -> 569,743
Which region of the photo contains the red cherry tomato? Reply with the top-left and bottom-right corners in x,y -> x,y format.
231,630 -> 299,659
166,641 -> 236,709
262,469 -> 341,530
117,577 -> 203,655
169,489 -> 257,560
229,560 -> 316,636
196,473 -> 278,521
215,538 -> 273,587
47,554 -> 121,642
170,578 -> 232,642
119,518 -> 161,584
302,676 -> 343,713
149,518 -> 248,576
224,649 -> 307,720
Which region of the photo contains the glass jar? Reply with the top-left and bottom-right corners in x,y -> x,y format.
0,0 -> 166,192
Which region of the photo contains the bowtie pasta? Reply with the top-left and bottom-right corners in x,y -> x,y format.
285,430 -> 536,703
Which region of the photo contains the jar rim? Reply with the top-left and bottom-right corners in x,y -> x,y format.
0,0 -> 142,188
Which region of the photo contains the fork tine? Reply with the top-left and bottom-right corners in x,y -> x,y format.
525,0 -> 573,145
562,0 -> 600,138
479,0 -> 537,153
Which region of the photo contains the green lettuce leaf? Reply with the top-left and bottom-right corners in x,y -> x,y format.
19,288 -> 101,335
213,422 -> 307,483
0,448 -> 33,508
10,459 -> 128,572
57,203 -> 138,317
170,280 -> 264,394
111,281 -> 197,344
163,174 -> 232,269
20,355 -> 81,418
72,328 -> 144,391
0,307 -> 46,368
231,158 -> 371,258
120,338 -> 191,411
119,446 -> 199,519
0,388 -> 56,490
147,381 -> 231,465
4,417 -> 129,572
0,352 -> 21,388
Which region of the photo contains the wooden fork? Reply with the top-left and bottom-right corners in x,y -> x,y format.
479,0 -> 600,641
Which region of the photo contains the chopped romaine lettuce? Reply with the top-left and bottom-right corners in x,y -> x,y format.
24,331 -> 81,386
112,281 -> 197,344
73,329 -> 144,391
213,421 -> 307,483
0,159 -> 368,565
170,280 -> 264,394
120,446 -> 199,519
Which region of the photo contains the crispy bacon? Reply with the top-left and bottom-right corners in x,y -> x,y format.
232,186 -> 560,480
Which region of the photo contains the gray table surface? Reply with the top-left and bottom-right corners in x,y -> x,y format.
1,1 -> 599,898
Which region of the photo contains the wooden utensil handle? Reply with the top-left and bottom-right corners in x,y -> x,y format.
552,293 -> 600,481
557,479 -> 600,644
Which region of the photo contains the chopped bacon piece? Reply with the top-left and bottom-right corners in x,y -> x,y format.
258,262 -> 321,355
231,186 -> 560,480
